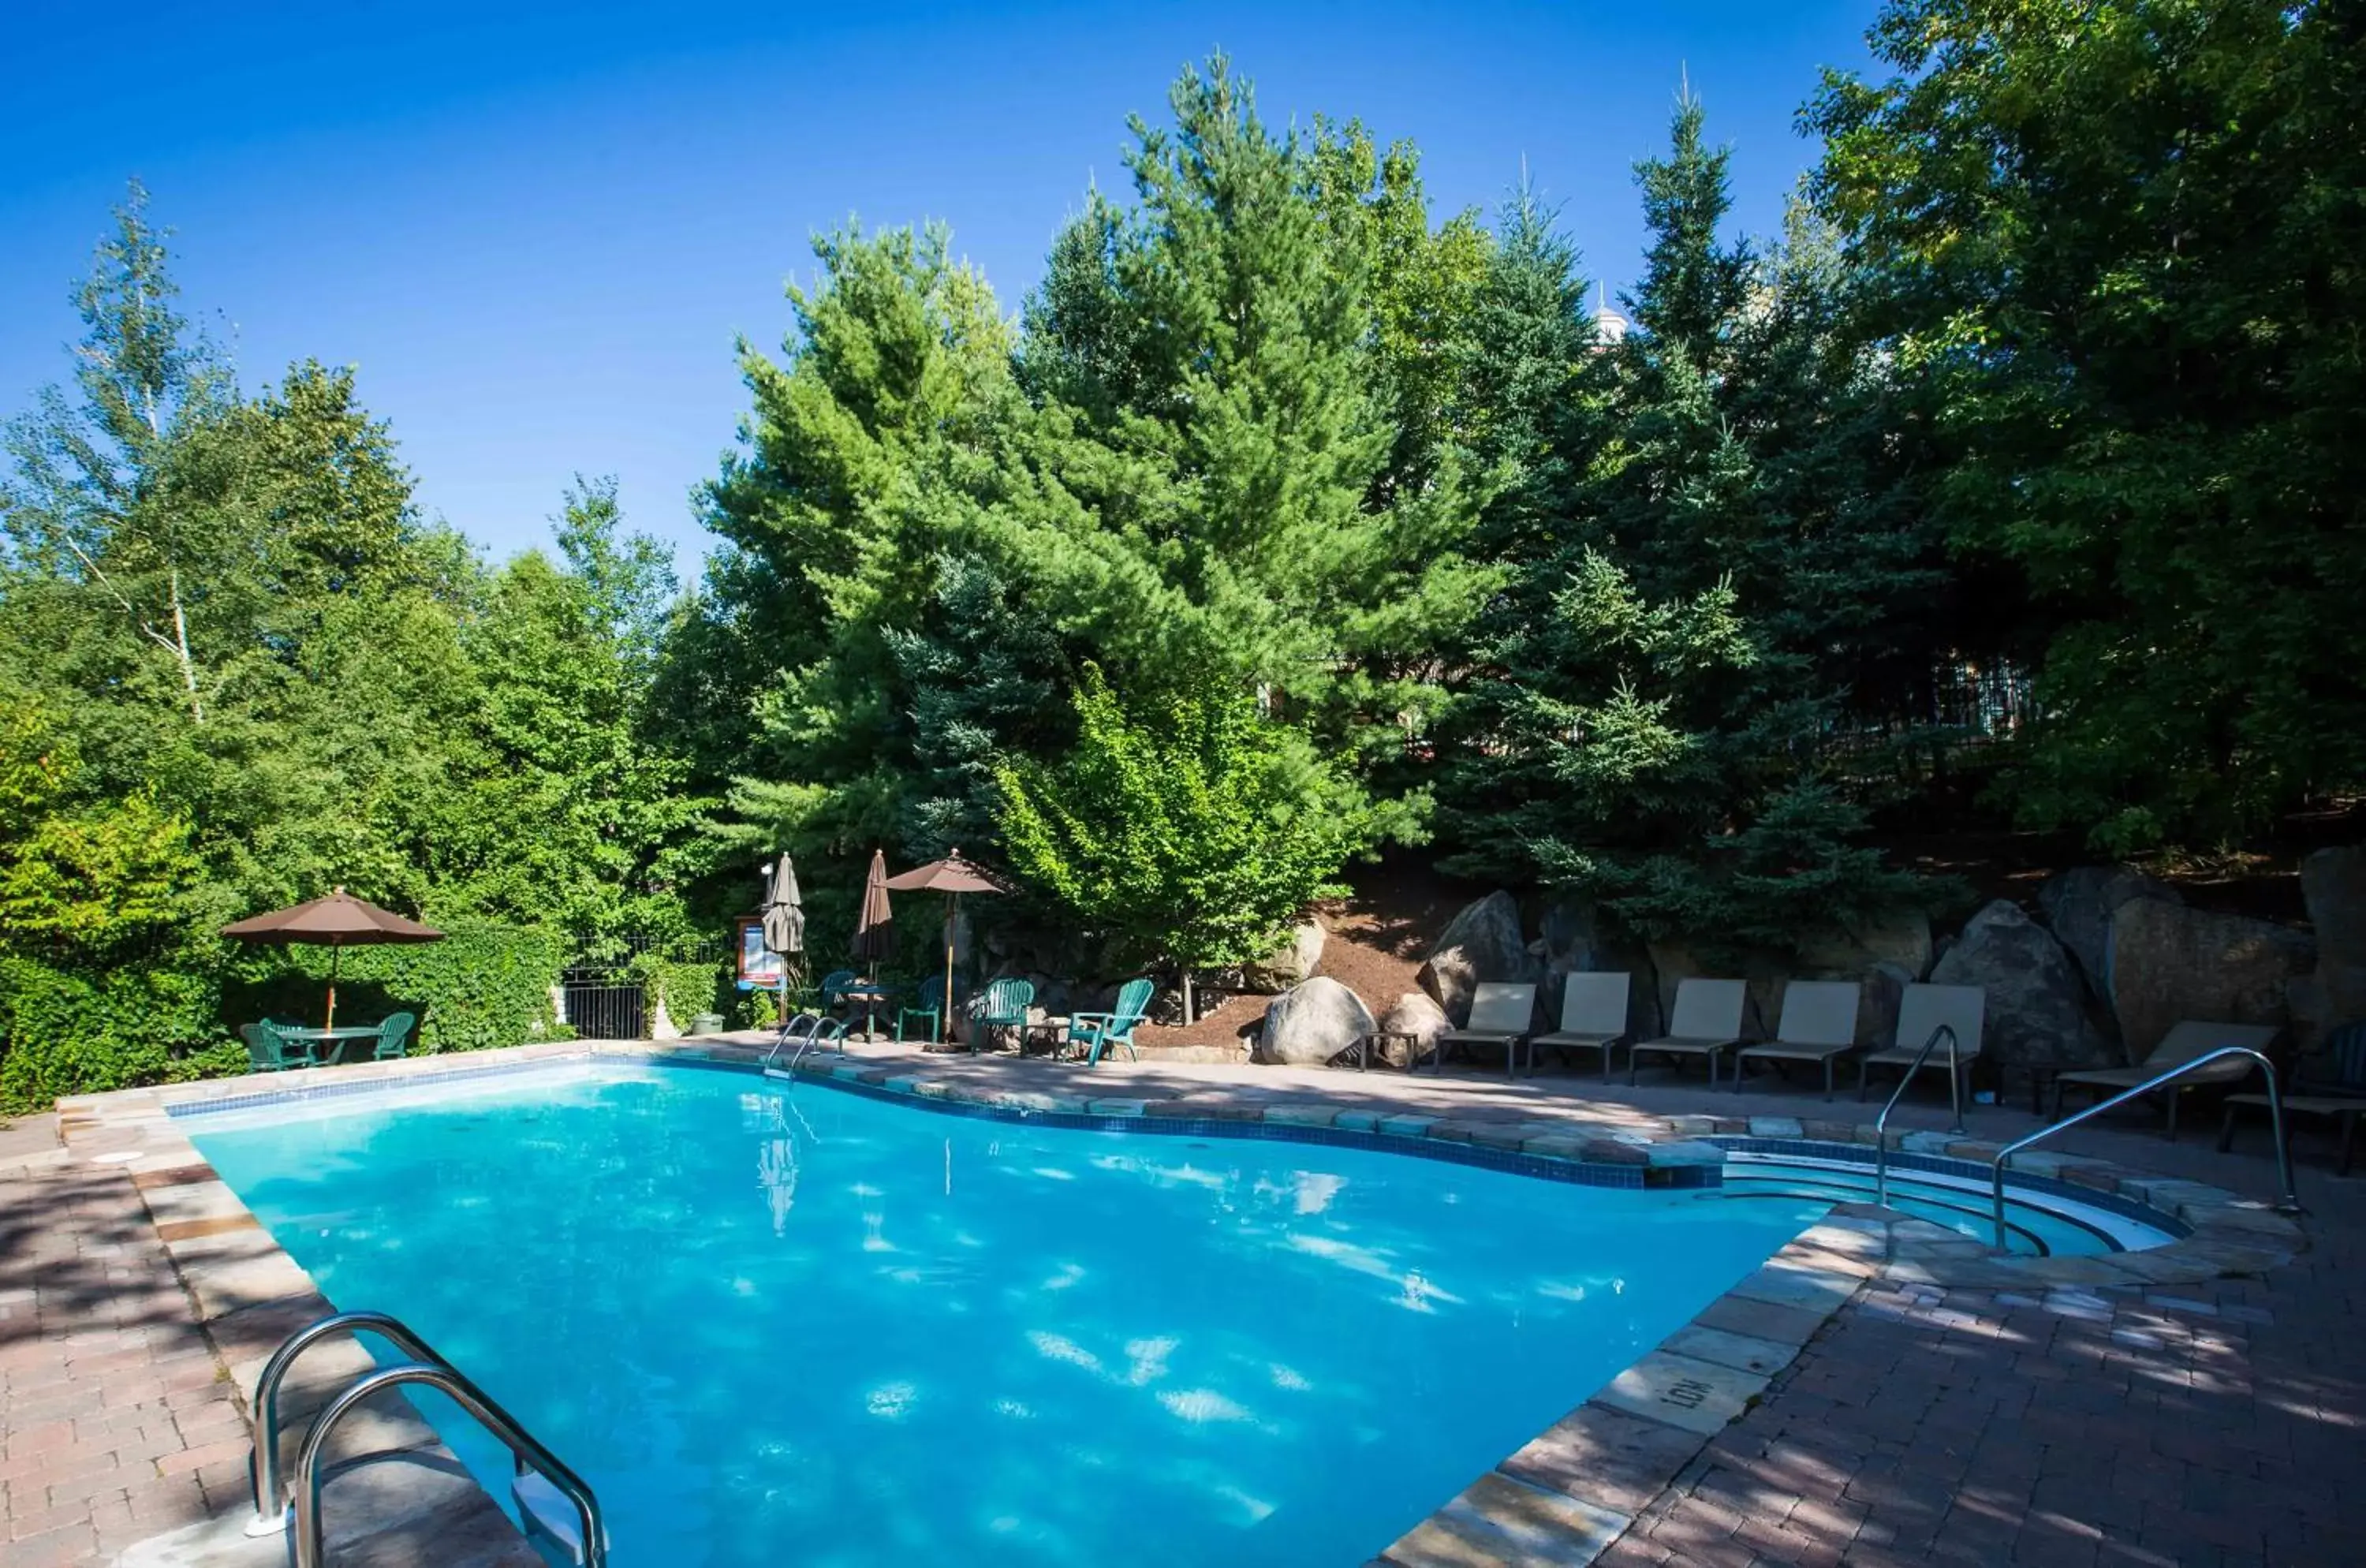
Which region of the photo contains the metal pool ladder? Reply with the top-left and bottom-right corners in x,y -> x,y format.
1983,1045 -> 2301,1249
1872,1024 -> 1965,1209
246,1309 -> 606,1568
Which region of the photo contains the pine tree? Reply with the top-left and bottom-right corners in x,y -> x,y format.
995,58 -> 1488,797
1435,91 -> 1941,950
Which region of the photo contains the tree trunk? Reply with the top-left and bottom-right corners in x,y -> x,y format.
167,569 -> 203,724
1181,969 -> 1196,1026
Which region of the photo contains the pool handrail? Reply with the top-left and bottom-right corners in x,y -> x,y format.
248,1308 -> 603,1567
290,1359 -> 606,1568
1872,1023 -> 1964,1208
247,1309 -> 436,1531
1987,1045 -> 2300,1249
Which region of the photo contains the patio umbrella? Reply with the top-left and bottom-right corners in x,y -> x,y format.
760,853 -> 806,957
221,887 -> 442,1031
885,848 -> 1006,1041
851,849 -> 895,967
759,853 -> 805,1018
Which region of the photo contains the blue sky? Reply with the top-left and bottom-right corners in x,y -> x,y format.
0,1 -> 1879,570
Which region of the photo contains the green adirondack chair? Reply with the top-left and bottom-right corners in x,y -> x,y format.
974,978 -> 1035,1054
371,1011 -> 416,1061
1069,978 -> 1155,1066
239,1021 -> 303,1073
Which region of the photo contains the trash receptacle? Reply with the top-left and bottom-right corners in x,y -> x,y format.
690,1012 -> 726,1036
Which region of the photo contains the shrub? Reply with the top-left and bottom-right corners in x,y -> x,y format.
0,958 -> 222,1114
627,951 -> 726,1029
226,920 -> 567,1055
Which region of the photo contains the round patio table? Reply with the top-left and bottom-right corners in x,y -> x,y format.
1021,1017 -> 1072,1058
275,1025 -> 381,1066
840,984 -> 896,1043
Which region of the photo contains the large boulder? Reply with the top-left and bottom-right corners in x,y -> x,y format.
1794,912 -> 1935,985
1418,890 -> 1539,1025
1375,991 -> 1450,1069
2105,899 -> 2315,1059
1234,920 -> 1327,995
2302,846 -> 2366,1033
1254,977 -> 1376,1066
1793,913 -> 1937,1045
2037,866 -> 2181,1001
1536,901 -> 1615,972
1928,900 -> 2111,1072
1853,961 -> 1917,1051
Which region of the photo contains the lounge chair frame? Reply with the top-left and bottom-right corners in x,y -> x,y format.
2051,1020 -> 2280,1138
1733,981 -> 1863,1099
1531,973 -> 1632,1082
1629,978 -> 1750,1088
1431,983 -> 1538,1080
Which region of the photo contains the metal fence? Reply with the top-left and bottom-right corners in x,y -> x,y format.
558,969 -> 647,1042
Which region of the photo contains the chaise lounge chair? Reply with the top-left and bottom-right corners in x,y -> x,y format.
2219,1021 -> 2366,1174
1857,984 -> 1987,1107
1733,980 -> 1863,1099
1629,978 -> 1750,1088
2051,1019 -> 2280,1138
1431,982 -> 1539,1080
1532,973 -> 1632,1082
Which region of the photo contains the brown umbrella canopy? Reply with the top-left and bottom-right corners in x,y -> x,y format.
222,889 -> 443,945
850,849 -> 894,964
883,849 -> 1003,897
222,887 -> 442,1031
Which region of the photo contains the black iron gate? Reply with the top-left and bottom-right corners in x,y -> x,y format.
558,965 -> 645,1041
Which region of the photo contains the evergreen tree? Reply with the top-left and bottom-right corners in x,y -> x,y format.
1810,0 -> 2366,851
694,221 -> 1020,876
997,57 -> 1487,800
1435,91 -> 1941,949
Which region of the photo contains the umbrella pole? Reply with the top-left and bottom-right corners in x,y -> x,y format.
326,945 -> 339,1032
944,894 -> 957,1047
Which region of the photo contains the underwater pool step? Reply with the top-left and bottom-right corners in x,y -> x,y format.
1714,1148 -> 2179,1256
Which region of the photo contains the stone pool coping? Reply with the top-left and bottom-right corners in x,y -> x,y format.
57,1039 -> 2309,1566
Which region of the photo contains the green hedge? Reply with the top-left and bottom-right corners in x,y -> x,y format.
628,951 -> 726,1029
0,958 -> 228,1115
228,919 -> 568,1055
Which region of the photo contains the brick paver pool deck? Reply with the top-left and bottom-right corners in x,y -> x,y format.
5,1039 -> 2361,1566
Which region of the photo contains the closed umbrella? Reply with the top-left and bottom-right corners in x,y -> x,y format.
851,849 -> 894,965
885,849 -> 1006,1045
760,854 -> 806,958
759,853 -> 805,1021
844,849 -> 898,1040
221,887 -> 443,1031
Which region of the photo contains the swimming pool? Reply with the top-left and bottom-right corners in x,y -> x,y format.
187,1062 -> 1827,1566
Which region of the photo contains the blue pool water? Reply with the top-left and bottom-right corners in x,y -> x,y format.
190,1063 -> 1825,1566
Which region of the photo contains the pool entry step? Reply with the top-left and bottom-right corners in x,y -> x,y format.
244,1309 -> 608,1568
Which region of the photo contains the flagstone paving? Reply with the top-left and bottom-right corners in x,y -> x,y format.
4,1039 -> 2362,1565
0,1129 -> 250,1567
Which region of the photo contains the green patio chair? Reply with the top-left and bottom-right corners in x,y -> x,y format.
975,978 -> 1035,1054
818,969 -> 859,1015
371,1011 -> 416,1061
239,1022 -> 303,1073
897,995 -> 944,1045
1069,977 -> 1154,1066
